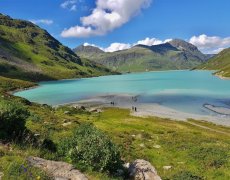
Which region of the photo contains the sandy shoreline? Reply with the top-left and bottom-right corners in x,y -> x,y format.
62,94 -> 230,127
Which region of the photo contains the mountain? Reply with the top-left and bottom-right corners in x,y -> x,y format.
74,39 -> 210,72
197,48 -> 230,78
74,45 -> 104,55
0,13 -> 112,81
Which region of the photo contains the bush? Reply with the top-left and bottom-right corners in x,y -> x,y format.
0,100 -> 29,139
57,123 -> 123,173
41,138 -> 57,152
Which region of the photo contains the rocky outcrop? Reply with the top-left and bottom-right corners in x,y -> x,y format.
27,156 -> 88,180
128,159 -> 161,180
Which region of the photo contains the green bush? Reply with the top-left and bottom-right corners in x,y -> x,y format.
0,100 -> 29,139
57,123 -> 123,173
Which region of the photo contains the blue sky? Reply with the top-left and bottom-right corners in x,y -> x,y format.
0,0 -> 230,53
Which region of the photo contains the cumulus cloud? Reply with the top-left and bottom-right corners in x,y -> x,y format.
61,0 -> 152,38
134,37 -> 172,46
104,43 -> 131,52
83,37 -> 171,52
30,19 -> 53,25
61,0 -> 77,11
82,42 -> 130,52
82,35 -> 230,54
83,42 -> 98,47
189,34 -> 230,54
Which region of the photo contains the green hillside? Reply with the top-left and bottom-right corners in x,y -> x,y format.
75,40 -> 210,73
197,48 -> 230,78
0,14 -> 112,81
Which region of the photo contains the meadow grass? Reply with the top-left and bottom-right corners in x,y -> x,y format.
23,105 -> 230,179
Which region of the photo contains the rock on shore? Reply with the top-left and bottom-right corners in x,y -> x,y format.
128,159 -> 161,180
27,156 -> 88,180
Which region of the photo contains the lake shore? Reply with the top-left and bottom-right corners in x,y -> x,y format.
61,94 -> 230,127
215,74 -> 230,80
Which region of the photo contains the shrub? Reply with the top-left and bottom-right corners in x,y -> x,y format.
0,100 -> 29,139
41,138 -> 57,152
57,123 -> 123,173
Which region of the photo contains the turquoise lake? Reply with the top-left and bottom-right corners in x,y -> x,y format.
14,70 -> 230,116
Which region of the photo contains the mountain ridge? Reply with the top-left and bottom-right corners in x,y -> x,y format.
74,39 -> 210,72
197,48 -> 230,78
0,13 -> 113,81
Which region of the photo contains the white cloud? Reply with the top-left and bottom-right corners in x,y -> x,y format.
103,43 -> 131,52
82,37 -> 171,52
82,42 -> 130,52
134,37 -> 172,46
61,0 -> 152,38
30,19 -> 53,25
61,0 -> 77,11
83,42 -> 98,47
189,34 -> 230,54
82,35 -> 230,54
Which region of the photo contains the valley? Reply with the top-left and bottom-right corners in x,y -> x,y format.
0,9 -> 230,180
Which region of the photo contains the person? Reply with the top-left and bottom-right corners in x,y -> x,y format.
135,107 -> 137,112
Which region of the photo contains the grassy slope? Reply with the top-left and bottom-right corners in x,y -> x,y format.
197,48 -> 230,77
0,14 -> 112,81
9,105 -> 230,180
0,76 -> 35,92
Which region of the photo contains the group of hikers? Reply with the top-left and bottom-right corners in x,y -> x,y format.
132,106 -> 137,112
110,101 -> 137,112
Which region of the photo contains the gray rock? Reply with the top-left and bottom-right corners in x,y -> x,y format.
128,159 -> 161,180
163,166 -> 172,170
0,172 -> 4,180
27,156 -> 88,180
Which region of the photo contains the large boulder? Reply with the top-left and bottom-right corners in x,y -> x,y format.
27,156 -> 88,180
128,159 -> 161,180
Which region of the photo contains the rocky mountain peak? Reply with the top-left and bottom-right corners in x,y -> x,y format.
169,39 -> 199,52
74,45 -> 104,54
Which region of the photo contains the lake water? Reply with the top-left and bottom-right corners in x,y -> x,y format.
14,70 -> 230,116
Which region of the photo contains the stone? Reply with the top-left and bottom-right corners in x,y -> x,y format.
128,159 -> 161,180
153,145 -> 161,149
124,162 -> 130,169
163,166 -> 172,170
0,172 -> 4,179
27,156 -> 88,180
62,122 -> 72,127
139,143 -> 145,147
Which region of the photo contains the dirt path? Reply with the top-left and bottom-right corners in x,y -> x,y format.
187,121 -> 230,136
